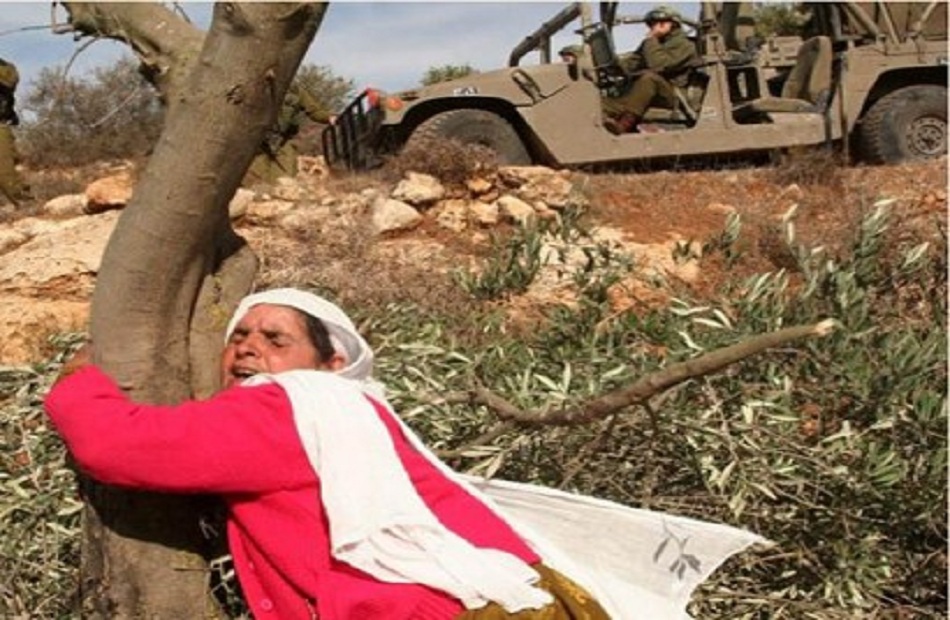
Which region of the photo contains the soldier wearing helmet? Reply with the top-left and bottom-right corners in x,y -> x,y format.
0,58 -> 31,205
602,5 -> 699,134
559,45 -> 584,63
559,44 -> 586,79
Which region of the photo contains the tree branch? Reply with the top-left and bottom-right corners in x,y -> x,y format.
444,320 -> 837,428
60,2 -> 204,107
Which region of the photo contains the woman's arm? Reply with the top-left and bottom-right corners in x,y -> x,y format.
45,363 -> 315,494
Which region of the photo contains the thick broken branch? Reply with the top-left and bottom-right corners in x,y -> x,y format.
443,319 -> 836,428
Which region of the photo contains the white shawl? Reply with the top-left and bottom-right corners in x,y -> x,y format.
245,370 -> 766,618
230,289 -> 767,617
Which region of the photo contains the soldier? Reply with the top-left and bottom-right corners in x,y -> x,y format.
0,58 -> 31,205
558,45 -> 585,79
602,6 -> 700,134
558,45 -> 583,65
245,83 -> 333,185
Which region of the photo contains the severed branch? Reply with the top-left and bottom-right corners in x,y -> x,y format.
438,319 -> 836,431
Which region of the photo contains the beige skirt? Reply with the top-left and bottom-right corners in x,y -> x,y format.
455,564 -> 610,619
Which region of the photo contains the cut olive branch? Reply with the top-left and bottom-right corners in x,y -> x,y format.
434,320 -> 836,453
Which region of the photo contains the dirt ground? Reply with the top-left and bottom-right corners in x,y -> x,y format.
580,156 -> 947,303
7,152 -> 947,322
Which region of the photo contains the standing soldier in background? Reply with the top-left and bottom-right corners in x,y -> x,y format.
245,82 -> 333,185
602,6 -> 699,134
0,58 -> 31,205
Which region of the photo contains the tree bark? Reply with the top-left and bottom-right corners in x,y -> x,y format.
73,3 -> 327,617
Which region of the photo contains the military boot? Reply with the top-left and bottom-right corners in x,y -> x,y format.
604,113 -> 639,135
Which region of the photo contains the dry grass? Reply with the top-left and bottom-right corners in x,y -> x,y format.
252,207 -> 476,322
23,167 -> 85,202
382,137 -> 499,188
768,146 -> 845,188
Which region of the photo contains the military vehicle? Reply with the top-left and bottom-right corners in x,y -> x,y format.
322,2 -> 947,169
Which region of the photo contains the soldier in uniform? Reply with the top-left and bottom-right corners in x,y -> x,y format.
602,6 -> 699,134
0,58 -> 31,205
245,83 -> 333,185
558,45 -> 585,79
559,44 -> 583,64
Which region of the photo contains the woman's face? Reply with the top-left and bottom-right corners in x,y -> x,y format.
220,304 -> 335,388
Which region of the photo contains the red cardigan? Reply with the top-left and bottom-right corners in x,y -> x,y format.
45,366 -> 540,619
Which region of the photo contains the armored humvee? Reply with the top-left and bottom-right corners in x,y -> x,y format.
322,2 -> 947,169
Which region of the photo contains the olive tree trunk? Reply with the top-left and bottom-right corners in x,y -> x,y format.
59,3 -> 328,617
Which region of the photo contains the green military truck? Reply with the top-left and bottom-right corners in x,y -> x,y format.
322,2 -> 947,169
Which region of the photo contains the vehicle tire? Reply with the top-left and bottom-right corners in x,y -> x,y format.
408,109 -> 531,165
858,85 -> 947,164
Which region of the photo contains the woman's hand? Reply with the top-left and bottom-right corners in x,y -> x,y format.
57,342 -> 94,382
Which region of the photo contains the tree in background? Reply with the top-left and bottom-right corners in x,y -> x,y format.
295,63 -> 354,114
753,2 -> 810,38
18,60 -> 354,170
19,59 -> 164,167
420,63 -> 477,86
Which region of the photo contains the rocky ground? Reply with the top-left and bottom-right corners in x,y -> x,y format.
0,153 -> 945,366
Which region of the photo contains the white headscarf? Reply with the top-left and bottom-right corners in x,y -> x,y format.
224,288 -> 374,382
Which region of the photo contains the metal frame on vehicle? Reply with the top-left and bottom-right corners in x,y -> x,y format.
322,89 -> 384,169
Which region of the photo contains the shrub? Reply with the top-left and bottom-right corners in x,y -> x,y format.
293,63 -> 355,115
420,64 -> 477,86
18,59 -> 164,168
0,335 -> 84,616
17,60 -> 354,168
754,3 -> 812,38
383,136 -> 498,187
